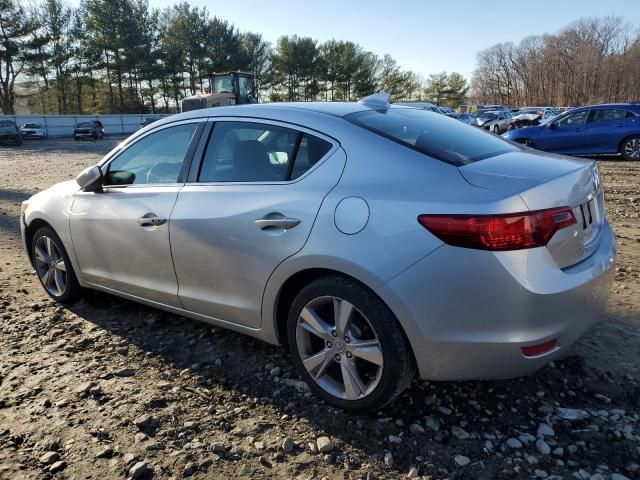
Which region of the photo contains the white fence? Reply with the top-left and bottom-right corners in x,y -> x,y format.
0,114 -> 172,137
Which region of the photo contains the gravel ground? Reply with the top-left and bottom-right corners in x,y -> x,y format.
0,137 -> 639,480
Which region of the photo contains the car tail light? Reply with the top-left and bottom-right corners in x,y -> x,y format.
417,207 -> 576,251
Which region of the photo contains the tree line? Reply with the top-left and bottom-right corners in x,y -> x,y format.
0,0 -> 468,115
470,17 -> 640,107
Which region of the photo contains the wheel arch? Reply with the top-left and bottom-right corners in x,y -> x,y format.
24,217 -> 55,267
618,133 -> 640,154
271,267 -> 417,369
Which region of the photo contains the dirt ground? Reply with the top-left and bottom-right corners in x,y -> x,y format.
0,137 -> 638,480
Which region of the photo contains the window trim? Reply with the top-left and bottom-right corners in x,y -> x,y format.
100,119 -> 205,189
187,117 -> 339,186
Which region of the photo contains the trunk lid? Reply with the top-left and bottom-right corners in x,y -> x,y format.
459,150 -> 604,268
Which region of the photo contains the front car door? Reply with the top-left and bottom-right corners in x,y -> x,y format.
582,108 -> 634,154
535,109 -> 589,154
70,120 -> 203,306
170,119 -> 345,328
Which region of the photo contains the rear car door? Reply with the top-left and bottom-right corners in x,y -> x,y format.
582,109 -> 634,154
170,119 -> 345,328
536,109 -> 589,153
70,120 -> 203,306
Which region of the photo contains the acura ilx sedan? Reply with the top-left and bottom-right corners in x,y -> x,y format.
21,93 -> 616,410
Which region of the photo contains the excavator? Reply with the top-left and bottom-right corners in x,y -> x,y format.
181,71 -> 258,112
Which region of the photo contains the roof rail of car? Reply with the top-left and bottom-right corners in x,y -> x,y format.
358,92 -> 391,109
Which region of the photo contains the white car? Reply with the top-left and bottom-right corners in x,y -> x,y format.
21,123 -> 48,139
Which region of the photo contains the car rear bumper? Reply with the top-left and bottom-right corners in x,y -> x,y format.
377,221 -> 616,381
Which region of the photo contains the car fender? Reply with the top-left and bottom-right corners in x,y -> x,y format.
23,181 -> 87,286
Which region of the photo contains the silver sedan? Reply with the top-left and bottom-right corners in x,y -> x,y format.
21,93 -> 616,411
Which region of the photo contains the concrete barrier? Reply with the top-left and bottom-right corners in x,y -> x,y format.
0,114 -> 172,137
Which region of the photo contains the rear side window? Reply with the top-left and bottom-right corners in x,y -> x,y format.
199,122 -> 332,182
589,109 -> 629,123
345,108 -> 517,166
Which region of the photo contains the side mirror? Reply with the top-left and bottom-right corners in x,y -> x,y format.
76,165 -> 103,192
546,122 -> 556,129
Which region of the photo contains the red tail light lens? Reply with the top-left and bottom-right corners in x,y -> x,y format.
418,207 -> 576,251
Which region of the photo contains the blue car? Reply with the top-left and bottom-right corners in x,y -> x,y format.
503,103 -> 640,160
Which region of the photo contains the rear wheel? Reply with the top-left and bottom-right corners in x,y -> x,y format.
287,275 -> 415,411
620,136 -> 640,161
31,226 -> 82,304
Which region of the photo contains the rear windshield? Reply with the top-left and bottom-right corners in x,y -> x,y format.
77,122 -> 95,128
345,107 -> 517,166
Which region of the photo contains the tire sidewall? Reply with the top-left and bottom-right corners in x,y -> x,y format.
286,276 -> 412,411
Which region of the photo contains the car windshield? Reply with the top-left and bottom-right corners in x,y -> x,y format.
24,123 -> 41,128
77,122 -> 95,128
345,107 -> 518,166
476,112 -> 498,120
0,120 -> 16,127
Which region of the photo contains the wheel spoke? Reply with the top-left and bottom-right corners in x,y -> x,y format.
54,259 -> 66,272
341,360 -> 366,399
41,268 -> 53,288
349,340 -> 383,366
299,306 -> 332,339
45,237 -> 54,257
333,298 -> 354,337
34,245 -> 48,263
303,349 -> 332,379
53,270 -> 64,295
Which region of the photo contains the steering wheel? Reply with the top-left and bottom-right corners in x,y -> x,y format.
146,163 -> 178,184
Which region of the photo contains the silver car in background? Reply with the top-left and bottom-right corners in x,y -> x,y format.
472,109 -> 513,133
21,93 -> 616,410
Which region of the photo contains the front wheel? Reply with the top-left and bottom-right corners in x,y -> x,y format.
31,226 -> 82,304
621,136 -> 640,161
493,125 -> 499,134
287,276 -> 415,411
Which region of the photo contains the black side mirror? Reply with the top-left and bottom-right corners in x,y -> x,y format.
103,170 -> 135,185
76,165 -> 103,192
546,122 -> 556,129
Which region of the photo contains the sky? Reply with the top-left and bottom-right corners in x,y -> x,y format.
72,0 -> 640,80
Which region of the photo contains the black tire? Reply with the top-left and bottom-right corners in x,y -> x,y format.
493,125 -> 499,134
620,135 -> 640,161
287,275 -> 416,411
31,226 -> 82,304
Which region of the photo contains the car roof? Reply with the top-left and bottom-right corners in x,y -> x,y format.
571,103 -> 640,111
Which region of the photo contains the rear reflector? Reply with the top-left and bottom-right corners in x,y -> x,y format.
521,339 -> 557,357
418,207 -> 576,251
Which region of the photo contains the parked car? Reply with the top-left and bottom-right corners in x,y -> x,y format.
503,103 -> 640,160
21,122 -> 48,139
73,121 -> 105,140
21,93 -> 615,410
437,106 -> 456,115
140,117 -> 160,129
509,108 -> 557,130
396,102 -> 442,113
471,109 -> 513,133
0,119 -> 23,145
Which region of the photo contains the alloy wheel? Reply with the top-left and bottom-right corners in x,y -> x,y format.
295,296 -> 383,400
624,138 -> 640,159
34,236 -> 67,297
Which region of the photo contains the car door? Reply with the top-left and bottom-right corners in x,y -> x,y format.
535,109 -> 589,153
170,119 -> 345,328
582,109 -> 633,154
70,120 -> 204,306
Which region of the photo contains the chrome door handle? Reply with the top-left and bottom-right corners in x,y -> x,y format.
255,214 -> 301,230
138,213 -> 167,227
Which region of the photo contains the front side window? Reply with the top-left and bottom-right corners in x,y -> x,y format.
589,109 -> 628,123
212,75 -> 234,94
554,110 -> 589,127
105,123 -> 199,185
345,107 -> 517,166
198,122 -> 332,182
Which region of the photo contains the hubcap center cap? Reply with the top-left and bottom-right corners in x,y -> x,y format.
333,339 -> 346,353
